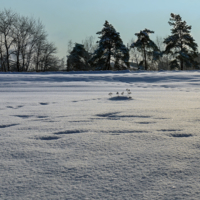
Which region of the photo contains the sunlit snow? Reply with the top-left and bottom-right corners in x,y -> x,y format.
1,70 -> 200,199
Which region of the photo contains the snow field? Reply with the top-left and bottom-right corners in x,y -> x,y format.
1,71 -> 200,199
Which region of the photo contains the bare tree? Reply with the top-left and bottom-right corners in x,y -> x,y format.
155,36 -> 172,70
33,24 -> 48,72
24,19 -> 47,71
12,15 -> 34,71
67,39 -> 73,55
0,9 -> 17,71
0,9 -> 75,72
19,16 -> 35,71
128,38 -> 141,68
39,42 -> 57,71
82,36 -> 98,55
0,34 -> 6,71
0,9 -> 57,72
58,57 -> 65,70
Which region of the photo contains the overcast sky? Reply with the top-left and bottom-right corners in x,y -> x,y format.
1,0 -> 200,58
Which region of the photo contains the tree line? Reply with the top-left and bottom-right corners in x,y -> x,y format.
0,9 -> 64,72
67,13 -> 199,71
0,9 -> 199,72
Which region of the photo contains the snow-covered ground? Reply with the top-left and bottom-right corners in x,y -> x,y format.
1,70 -> 200,199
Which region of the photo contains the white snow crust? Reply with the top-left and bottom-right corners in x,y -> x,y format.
1,70 -> 200,199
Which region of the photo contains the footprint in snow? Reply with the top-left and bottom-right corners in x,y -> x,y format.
39,103 -> 49,105
38,136 -> 60,140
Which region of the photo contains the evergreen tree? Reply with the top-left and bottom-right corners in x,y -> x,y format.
164,13 -> 198,70
130,29 -> 160,70
67,43 -> 90,71
90,21 -> 129,70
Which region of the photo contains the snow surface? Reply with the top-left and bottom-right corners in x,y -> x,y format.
1,70 -> 200,199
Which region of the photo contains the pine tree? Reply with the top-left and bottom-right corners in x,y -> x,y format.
67,43 -> 90,71
164,13 -> 198,70
130,29 -> 160,70
90,21 -> 129,70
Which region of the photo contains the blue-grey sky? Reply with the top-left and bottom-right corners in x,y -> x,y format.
1,0 -> 200,58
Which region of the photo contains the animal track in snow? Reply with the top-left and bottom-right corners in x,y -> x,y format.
6,105 -> 24,109
38,136 -> 60,140
160,129 -> 182,132
13,115 -> 33,119
54,130 -> 87,135
0,124 -> 19,128
136,122 -> 156,124
39,102 -> 49,105
170,133 -> 193,138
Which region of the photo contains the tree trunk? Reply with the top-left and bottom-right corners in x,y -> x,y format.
106,48 -> 111,70
180,37 -> 184,70
144,47 -> 147,70
5,44 -> 10,71
16,46 -> 20,72
180,59 -> 183,70
16,53 -> 20,72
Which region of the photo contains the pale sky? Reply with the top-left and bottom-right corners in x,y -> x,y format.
1,0 -> 200,58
